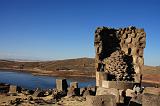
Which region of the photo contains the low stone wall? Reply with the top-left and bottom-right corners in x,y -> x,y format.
101,80 -> 135,90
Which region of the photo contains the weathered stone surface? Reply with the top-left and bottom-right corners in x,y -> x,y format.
118,90 -> 126,103
133,73 -> 142,83
56,79 -> 68,92
67,86 -> 80,97
143,87 -> 160,95
142,93 -> 160,106
96,72 -> 107,86
126,37 -> 132,44
85,95 -> 116,106
80,87 -> 96,96
129,101 -> 142,106
9,85 -> 17,94
70,82 -> 78,88
33,88 -> 44,97
102,80 -> 135,90
104,50 -> 135,81
83,89 -> 91,97
130,93 -> 142,105
80,88 -> 85,96
94,26 -> 146,87
67,86 -> 76,97
96,87 -> 120,103
52,88 -> 66,100
88,86 -> 96,94
125,89 -> 135,97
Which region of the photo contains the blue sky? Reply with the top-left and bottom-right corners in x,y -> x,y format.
0,0 -> 160,66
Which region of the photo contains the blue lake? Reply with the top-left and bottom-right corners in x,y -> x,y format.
0,70 -> 157,90
0,70 -> 96,90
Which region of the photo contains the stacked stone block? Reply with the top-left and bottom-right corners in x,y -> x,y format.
94,26 -> 146,86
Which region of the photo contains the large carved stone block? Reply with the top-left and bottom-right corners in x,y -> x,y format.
70,82 -> 78,88
96,72 -> 108,86
96,87 -> 120,103
56,79 -> 68,92
9,85 -> 17,94
102,80 -> 135,90
85,95 -> 116,106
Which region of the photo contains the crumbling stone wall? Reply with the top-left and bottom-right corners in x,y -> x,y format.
94,26 -> 146,83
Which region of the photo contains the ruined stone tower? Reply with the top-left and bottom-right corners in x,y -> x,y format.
94,26 -> 146,89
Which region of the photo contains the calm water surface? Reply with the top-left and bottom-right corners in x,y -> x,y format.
0,70 -> 157,90
0,70 -> 96,90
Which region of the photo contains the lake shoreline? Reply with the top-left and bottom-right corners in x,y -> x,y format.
0,68 -> 95,78
0,68 -> 160,85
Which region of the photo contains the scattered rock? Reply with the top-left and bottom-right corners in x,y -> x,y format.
33,88 -> 44,97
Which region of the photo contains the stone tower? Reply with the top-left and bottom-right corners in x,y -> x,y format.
94,26 -> 146,89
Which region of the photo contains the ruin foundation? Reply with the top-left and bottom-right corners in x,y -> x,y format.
94,26 -> 146,89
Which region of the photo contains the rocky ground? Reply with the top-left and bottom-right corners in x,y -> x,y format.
0,94 -> 86,106
1,82 -> 160,106
0,83 -> 88,106
0,58 -> 160,105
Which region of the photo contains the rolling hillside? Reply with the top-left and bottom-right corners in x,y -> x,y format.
0,58 -> 160,82
0,58 -> 160,74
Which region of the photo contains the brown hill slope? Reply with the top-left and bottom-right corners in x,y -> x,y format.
0,58 -> 160,73
0,58 -> 95,72
41,58 -> 95,71
0,58 -> 160,82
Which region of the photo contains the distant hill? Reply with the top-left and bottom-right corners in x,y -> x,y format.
1,58 -> 160,83
38,58 -> 95,72
0,58 -> 160,74
0,58 -> 95,72
143,65 -> 160,74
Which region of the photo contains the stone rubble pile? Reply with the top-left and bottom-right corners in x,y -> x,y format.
105,50 -> 135,81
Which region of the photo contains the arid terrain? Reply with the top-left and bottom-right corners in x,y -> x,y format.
0,58 -> 159,106
0,58 -> 160,83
